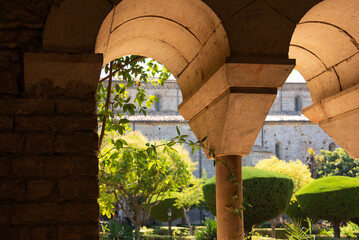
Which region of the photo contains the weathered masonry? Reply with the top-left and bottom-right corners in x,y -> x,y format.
0,0 -> 358,239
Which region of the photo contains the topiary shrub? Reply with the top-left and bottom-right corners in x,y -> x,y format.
150,192 -> 184,222
285,199 -> 318,228
202,177 -> 216,216
202,167 -> 294,235
295,176 -> 359,238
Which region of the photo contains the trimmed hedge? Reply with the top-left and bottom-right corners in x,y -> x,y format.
252,228 -> 287,239
285,199 -> 318,227
141,235 -> 194,240
202,176 -> 216,216
150,192 -> 184,222
202,167 -> 294,233
295,176 -> 359,223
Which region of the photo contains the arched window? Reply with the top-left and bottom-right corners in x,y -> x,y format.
275,142 -> 281,159
294,96 -> 302,112
329,142 -> 336,152
154,96 -> 160,111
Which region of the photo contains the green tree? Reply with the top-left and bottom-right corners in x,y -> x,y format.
174,174 -> 206,235
97,57 -> 206,239
312,148 -> 359,178
97,56 -> 171,150
296,176 -> 359,238
99,131 -> 195,239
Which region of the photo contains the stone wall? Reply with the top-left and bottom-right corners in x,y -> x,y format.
0,2 -> 102,239
126,79 -> 337,177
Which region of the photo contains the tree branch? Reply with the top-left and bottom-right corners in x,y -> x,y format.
98,61 -> 113,150
99,56 -> 145,83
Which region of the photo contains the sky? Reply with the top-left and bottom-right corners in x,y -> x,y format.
100,59 -> 306,83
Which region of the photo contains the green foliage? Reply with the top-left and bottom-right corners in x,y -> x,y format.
99,131 -> 195,233
144,226 -> 190,237
340,222 -> 359,238
98,57 -> 211,240
285,199 -> 318,227
100,219 -> 134,240
313,148 -> 359,178
201,176 -> 216,216
98,56 -> 171,141
252,228 -> 288,239
295,176 -> 359,223
202,167 -> 294,233
285,220 -> 312,240
110,220 -> 134,240
351,217 -> 359,226
318,221 -> 359,239
174,175 -> 205,211
141,226 -> 194,239
141,235 -> 194,240
174,174 -> 206,235
194,218 -> 217,240
256,156 -> 313,194
150,192 -> 184,222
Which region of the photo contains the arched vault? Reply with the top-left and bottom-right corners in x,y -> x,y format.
290,0 -> 359,158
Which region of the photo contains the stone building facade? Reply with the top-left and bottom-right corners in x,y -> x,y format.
126,76 -> 337,179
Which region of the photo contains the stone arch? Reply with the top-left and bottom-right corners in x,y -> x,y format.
289,0 -> 359,103
95,0 -> 230,103
289,0 -> 359,158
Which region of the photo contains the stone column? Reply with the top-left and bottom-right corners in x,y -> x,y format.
216,155 -> 244,240
178,59 -> 295,240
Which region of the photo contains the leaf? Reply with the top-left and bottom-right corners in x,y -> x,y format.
176,126 -> 180,136
148,161 -> 155,170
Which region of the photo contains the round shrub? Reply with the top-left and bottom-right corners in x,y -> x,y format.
202,167 -> 294,234
150,192 -> 184,222
202,176 -> 216,215
285,199 -> 318,227
285,199 -> 306,221
295,176 -> 359,237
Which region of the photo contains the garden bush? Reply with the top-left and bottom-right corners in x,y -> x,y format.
285,199 -> 318,227
351,217 -> 359,226
141,235 -> 194,240
150,227 -> 189,236
295,176 -> 359,238
202,167 -> 294,235
150,192 -> 184,222
194,218 -> 217,240
252,228 -> 287,239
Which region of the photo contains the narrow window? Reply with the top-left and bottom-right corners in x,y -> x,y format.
275,142 -> 280,159
329,142 -> 336,151
294,96 -> 302,111
154,96 -> 160,111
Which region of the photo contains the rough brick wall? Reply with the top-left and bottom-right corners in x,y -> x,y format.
0,1 -> 102,239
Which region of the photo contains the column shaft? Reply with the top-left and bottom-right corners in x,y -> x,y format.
216,155 -> 244,240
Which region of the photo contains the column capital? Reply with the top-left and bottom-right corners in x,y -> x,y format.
178,60 -> 294,157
